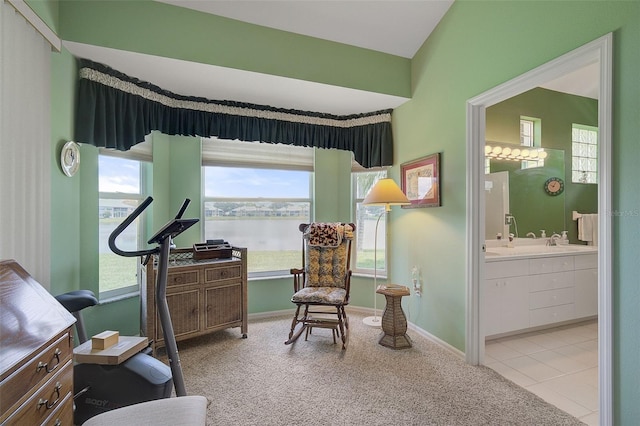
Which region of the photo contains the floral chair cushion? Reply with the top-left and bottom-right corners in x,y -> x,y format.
291,286 -> 347,305
304,223 -> 353,288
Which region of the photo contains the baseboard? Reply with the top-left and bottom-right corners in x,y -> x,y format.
407,322 -> 465,359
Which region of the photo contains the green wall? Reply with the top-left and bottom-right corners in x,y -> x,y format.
57,0 -> 410,98
40,0 -> 640,422
393,1 -> 639,423
486,87 -> 599,243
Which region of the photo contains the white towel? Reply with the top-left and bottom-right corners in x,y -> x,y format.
578,214 -> 598,246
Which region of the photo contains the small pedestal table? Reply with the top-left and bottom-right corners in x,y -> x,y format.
376,285 -> 412,349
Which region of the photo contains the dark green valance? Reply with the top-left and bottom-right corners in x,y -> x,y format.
75,58 -> 393,168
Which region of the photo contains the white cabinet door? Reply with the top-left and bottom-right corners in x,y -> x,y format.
574,268 -> 598,318
484,275 -> 530,336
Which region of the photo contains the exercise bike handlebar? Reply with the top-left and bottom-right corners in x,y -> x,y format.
108,196 -> 158,258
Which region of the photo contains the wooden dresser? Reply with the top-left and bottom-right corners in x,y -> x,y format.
139,247 -> 247,354
0,260 -> 76,426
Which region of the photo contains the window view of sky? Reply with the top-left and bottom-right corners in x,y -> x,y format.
99,156 -> 140,193
204,167 -> 310,198
100,156 -> 310,198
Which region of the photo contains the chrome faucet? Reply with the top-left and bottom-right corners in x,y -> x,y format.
547,234 -> 562,246
526,232 -> 537,239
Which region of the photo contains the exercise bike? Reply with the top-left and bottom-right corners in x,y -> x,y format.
55,197 -> 198,424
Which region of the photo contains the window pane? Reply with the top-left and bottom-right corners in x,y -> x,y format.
571,124 -> 598,184
99,155 -> 143,296
355,204 -> 386,271
203,166 -> 312,275
353,170 -> 388,273
204,167 -> 310,198
98,198 -> 140,293
99,156 -> 140,193
204,201 -> 310,273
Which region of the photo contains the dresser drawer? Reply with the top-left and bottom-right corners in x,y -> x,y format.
204,265 -> 242,283
42,391 -> 73,426
529,256 -> 574,274
3,359 -> 73,426
485,259 -> 529,279
574,253 -> 598,270
530,303 -> 575,327
166,270 -> 199,287
529,271 -> 574,292
530,287 -> 574,309
0,331 -> 73,418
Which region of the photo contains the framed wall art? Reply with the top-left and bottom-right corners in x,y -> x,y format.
401,153 -> 441,208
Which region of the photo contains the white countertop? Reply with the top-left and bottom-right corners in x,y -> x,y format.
485,243 -> 597,261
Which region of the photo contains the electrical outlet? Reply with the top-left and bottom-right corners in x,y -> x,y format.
505,213 -> 512,225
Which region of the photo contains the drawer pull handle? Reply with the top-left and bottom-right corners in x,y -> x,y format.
54,420 -> 62,426
37,382 -> 62,410
37,348 -> 62,373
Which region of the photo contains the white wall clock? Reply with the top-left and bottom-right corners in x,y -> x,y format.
61,141 -> 80,177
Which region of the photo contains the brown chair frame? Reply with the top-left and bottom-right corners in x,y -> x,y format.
284,223 -> 355,350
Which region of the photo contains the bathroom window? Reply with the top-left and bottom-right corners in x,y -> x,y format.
352,169 -> 388,275
520,117 -> 544,169
520,118 -> 536,146
98,154 -> 149,299
571,124 -> 598,184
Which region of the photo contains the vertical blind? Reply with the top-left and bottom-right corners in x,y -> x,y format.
0,1 -> 53,287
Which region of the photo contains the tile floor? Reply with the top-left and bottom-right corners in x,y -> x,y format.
485,320 -> 598,425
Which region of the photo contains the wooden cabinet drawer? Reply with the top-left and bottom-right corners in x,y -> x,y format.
42,391 -> 73,426
529,271 -> 574,292
3,360 -> 73,426
0,331 -> 72,418
204,265 -> 241,283
530,287 -> 574,309
530,303 -> 575,327
166,270 -> 199,287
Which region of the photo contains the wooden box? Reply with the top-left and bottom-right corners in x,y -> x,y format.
91,330 -> 119,350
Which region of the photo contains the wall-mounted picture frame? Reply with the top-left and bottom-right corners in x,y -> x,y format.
401,153 -> 441,208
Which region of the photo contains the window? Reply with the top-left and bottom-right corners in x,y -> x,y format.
98,155 -> 148,298
202,139 -> 313,277
571,124 -> 598,183
520,117 -> 544,169
352,170 -> 388,275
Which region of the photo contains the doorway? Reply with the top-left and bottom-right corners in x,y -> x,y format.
465,34 -> 612,425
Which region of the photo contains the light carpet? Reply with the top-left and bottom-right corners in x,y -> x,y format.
170,312 -> 584,425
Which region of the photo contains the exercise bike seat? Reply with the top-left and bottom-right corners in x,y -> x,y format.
55,289 -> 98,313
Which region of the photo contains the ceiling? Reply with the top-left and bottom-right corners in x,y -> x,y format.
64,0 -> 597,117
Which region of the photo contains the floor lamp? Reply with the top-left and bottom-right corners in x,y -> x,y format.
362,178 -> 410,327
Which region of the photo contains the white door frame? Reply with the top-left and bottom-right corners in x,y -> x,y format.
465,33 -> 613,425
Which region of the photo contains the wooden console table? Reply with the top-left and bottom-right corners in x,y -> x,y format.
376,285 -> 412,349
139,247 -> 247,355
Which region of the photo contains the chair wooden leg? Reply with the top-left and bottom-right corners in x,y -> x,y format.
285,304 -> 307,345
336,306 -> 348,350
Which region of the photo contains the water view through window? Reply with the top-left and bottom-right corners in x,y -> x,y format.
204,167 -> 312,275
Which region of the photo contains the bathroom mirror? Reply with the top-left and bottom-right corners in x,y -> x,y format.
485,147 -> 565,240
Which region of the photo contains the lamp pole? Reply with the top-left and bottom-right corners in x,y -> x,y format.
362,204 -> 390,326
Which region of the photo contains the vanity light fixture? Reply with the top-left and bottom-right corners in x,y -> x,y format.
485,143 -> 548,162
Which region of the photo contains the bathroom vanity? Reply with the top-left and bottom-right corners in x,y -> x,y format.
484,244 -> 597,337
